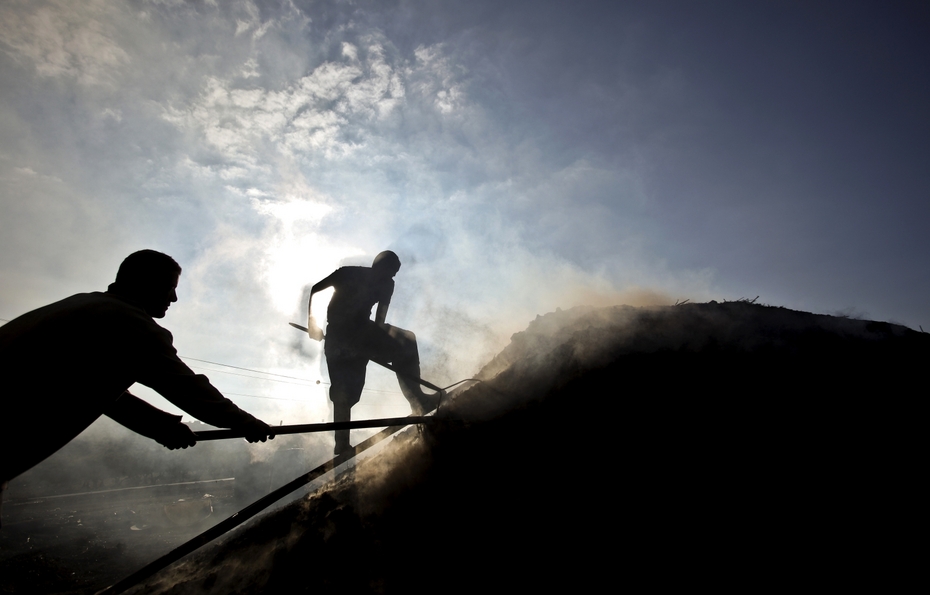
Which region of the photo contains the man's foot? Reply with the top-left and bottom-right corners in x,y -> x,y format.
334,433 -> 352,456
334,426 -> 351,456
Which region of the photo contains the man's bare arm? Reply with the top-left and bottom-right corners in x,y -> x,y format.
374,276 -> 395,326
306,274 -> 334,340
375,297 -> 391,325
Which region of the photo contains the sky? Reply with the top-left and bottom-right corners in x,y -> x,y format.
1,0 -> 928,425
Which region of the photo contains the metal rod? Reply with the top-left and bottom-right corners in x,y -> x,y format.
193,417 -> 432,441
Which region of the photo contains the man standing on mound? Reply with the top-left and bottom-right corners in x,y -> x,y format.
0,250 -> 274,527
306,251 -> 438,455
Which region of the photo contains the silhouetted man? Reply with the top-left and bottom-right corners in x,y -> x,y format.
0,250 -> 273,526
307,251 -> 438,455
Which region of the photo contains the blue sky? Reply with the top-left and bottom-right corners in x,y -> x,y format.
1,1 -> 928,423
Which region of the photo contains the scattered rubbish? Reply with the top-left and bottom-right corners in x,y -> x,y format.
163,498 -> 213,526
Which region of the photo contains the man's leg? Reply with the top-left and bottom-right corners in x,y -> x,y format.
365,324 -> 439,415
327,358 -> 367,455
332,400 -> 352,456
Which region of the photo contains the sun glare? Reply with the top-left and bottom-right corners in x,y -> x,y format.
252,197 -> 363,314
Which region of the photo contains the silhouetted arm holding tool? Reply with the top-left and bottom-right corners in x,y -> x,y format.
0,250 -> 275,531
105,392 -> 197,450
142,353 -> 274,444
305,276 -> 331,341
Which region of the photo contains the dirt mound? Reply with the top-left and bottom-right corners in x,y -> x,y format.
136,303 -> 926,593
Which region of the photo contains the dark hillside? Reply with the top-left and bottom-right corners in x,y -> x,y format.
135,302 -> 926,593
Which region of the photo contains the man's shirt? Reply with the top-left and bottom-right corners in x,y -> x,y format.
0,291 -> 254,482
322,267 -> 394,327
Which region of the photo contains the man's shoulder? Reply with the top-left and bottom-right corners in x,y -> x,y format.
336,266 -> 368,275
71,292 -> 153,322
78,293 -> 176,350
0,292 -> 108,329
331,266 -> 371,284
2,291 -> 167,339
0,292 -> 164,355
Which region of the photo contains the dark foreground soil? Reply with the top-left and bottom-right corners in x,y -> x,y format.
135,303 -> 926,594
4,302 -> 925,593
1,430 -> 324,594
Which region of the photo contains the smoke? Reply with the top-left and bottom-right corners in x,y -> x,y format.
0,412 -> 334,590
0,0 -> 726,430
139,7 -> 694,428
0,4 -> 718,586
0,22 -> 716,585
4,415 -> 331,501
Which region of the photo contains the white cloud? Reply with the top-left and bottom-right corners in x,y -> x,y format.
0,1 -> 714,419
341,42 -> 358,61
409,43 -> 464,114
0,0 -> 130,86
101,107 -> 122,121
163,39 -> 416,173
241,57 -> 260,78
235,19 -> 252,36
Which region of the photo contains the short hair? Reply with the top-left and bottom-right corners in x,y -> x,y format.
115,250 -> 182,289
372,250 -> 401,273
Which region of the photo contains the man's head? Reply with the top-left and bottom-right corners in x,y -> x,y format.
371,250 -> 401,278
113,250 -> 182,318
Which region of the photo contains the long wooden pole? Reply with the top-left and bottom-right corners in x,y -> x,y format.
192,417 -> 433,441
